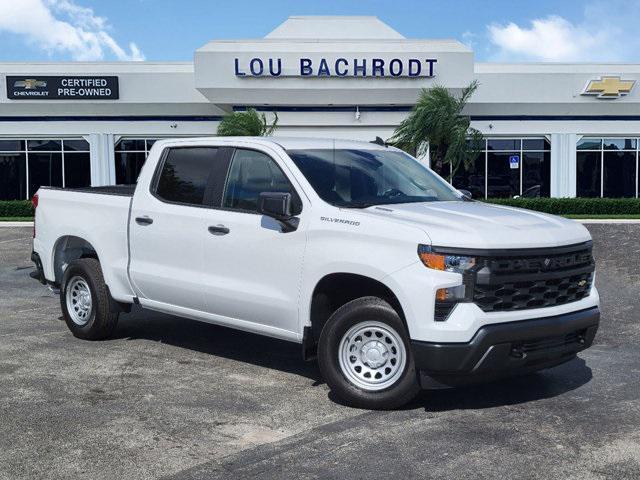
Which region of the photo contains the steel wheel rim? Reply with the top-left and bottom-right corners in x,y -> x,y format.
66,276 -> 93,326
338,321 -> 407,391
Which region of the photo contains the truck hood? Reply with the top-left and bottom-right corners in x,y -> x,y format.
358,201 -> 591,250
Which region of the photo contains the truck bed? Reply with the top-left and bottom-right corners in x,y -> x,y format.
34,185 -> 135,301
42,185 -> 136,196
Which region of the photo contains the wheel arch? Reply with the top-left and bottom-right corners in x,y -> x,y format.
303,272 -> 406,360
51,235 -> 100,286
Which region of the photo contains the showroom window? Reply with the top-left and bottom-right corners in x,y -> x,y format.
114,138 -> 160,184
577,138 -> 638,198
433,138 -> 551,199
0,138 -> 90,200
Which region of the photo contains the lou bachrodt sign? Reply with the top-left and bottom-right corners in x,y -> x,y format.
6,76 -> 119,100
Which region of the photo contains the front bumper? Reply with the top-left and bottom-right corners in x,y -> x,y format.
411,306 -> 599,386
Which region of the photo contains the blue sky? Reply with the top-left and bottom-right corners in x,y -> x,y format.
1,0 -> 639,63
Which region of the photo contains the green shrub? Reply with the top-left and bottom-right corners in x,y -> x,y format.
2,197 -> 639,218
0,200 -> 34,217
484,198 -> 640,215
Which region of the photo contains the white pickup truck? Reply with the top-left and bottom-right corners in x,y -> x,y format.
31,137 -> 600,409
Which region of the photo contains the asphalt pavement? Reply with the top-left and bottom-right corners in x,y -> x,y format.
0,224 -> 638,479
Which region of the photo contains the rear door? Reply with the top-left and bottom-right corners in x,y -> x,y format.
129,146 -> 231,311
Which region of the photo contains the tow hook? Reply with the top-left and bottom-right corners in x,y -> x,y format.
510,344 -> 527,359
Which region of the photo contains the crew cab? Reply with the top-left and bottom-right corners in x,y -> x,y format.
31,137 -> 600,409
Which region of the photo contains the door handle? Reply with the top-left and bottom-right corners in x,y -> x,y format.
208,225 -> 230,236
135,216 -> 153,225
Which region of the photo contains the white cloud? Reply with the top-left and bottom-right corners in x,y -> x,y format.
461,31 -> 478,50
486,1 -> 640,62
0,0 -> 145,61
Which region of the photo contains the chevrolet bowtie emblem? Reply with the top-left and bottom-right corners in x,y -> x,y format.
583,76 -> 635,98
14,79 -> 47,90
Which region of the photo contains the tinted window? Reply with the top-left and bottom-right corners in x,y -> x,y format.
116,139 -> 146,151
0,153 -> 26,200
603,138 -> 636,151
0,140 -> 24,151
223,149 -> 300,213
28,152 -> 62,196
64,152 -> 91,189
522,138 -> 550,151
603,151 -> 636,197
577,138 -> 601,150
288,148 -> 460,208
522,152 -> 550,197
576,152 -> 601,197
63,139 -> 90,151
452,156 -> 485,199
115,151 -> 146,184
487,152 -> 519,198
27,139 -> 62,151
487,139 -> 520,151
156,147 -> 218,205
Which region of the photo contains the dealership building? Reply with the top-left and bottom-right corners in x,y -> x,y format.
1,15 -> 640,201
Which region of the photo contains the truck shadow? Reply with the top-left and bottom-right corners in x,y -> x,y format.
113,307 -> 321,381
410,357 -> 593,411
115,307 -> 593,411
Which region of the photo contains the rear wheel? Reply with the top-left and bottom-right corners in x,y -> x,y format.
318,296 -> 420,409
60,258 -> 119,340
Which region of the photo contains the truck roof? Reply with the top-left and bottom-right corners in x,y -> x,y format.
155,136 -> 392,151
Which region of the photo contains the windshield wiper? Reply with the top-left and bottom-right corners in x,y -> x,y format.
338,202 -> 376,209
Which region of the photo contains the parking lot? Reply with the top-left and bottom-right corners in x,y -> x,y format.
0,223 -> 639,480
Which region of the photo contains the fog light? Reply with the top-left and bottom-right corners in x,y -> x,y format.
436,285 -> 466,301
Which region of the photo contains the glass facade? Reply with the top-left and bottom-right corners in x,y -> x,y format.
435,138 -> 551,199
115,138 -> 159,184
577,138 -> 638,198
0,138 -> 90,200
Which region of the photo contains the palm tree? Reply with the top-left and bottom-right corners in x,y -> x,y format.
390,81 -> 483,178
217,108 -> 278,136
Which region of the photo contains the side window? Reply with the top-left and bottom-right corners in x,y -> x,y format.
155,147 -> 218,205
223,149 -> 301,214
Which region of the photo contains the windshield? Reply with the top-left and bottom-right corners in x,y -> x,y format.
287,148 -> 462,208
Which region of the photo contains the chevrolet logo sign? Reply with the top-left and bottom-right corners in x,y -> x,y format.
14,79 -> 47,90
583,76 -> 635,98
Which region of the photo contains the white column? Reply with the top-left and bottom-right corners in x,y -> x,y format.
550,133 -> 578,198
85,133 -> 116,186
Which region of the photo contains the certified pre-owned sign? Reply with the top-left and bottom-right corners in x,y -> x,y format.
6,76 -> 119,100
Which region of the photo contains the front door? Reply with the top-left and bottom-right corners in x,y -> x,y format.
201,147 -> 307,336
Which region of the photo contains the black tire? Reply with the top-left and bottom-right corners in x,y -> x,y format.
318,296 -> 420,410
60,258 -> 119,340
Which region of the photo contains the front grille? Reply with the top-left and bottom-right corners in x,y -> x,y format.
474,271 -> 593,311
470,242 -> 595,313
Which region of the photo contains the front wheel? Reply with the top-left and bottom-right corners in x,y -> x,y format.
318,296 -> 420,409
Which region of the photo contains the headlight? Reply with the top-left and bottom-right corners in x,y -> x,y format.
417,245 -> 476,273
418,245 -> 476,313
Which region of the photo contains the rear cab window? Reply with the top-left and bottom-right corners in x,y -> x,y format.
154,147 -> 227,207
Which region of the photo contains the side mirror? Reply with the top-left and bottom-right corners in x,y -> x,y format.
458,189 -> 472,199
258,192 -> 299,232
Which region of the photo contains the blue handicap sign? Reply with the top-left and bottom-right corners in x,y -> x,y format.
509,155 -> 520,169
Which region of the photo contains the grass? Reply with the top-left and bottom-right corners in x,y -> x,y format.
0,217 -> 33,222
562,214 -> 640,219
2,214 -> 639,222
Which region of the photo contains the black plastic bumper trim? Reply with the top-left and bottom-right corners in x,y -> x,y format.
411,306 -> 600,378
30,251 -> 47,285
